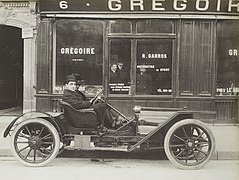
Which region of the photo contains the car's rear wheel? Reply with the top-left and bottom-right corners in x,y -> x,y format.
164,119 -> 215,169
11,118 -> 60,167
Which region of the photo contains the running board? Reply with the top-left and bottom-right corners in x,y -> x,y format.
65,146 -> 129,152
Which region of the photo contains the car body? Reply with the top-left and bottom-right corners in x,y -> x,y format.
3,98 -> 215,169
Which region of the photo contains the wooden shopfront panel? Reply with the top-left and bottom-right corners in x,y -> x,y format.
177,20 -> 215,112
36,19 -> 53,111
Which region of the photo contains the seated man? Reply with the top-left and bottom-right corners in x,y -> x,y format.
62,74 -> 122,129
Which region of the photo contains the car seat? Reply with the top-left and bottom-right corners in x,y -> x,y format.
60,100 -> 98,129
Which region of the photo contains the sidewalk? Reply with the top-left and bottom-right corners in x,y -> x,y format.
0,115 -> 239,159
0,116 -> 16,156
209,124 -> 239,160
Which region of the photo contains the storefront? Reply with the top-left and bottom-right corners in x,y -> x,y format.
36,0 -> 239,123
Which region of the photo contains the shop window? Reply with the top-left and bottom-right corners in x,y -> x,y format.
136,39 -> 173,95
217,20 -> 239,96
109,20 -> 132,33
53,20 -> 103,95
136,19 -> 174,34
109,39 -> 131,94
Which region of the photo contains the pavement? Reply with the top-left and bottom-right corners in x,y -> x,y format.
0,158 -> 239,180
0,115 -> 239,160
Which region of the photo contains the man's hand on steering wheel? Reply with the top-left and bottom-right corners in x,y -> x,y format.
90,89 -> 103,105
90,95 -> 101,105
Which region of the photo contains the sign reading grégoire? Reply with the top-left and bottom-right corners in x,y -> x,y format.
38,0 -> 239,13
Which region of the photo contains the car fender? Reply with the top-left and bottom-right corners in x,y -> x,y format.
3,111 -> 64,140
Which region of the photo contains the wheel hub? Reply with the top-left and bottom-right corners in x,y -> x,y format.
29,136 -> 41,148
186,140 -> 194,148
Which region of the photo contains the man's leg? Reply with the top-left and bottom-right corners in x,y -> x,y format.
104,107 -> 115,128
92,103 -> 115,128
92,103 -> 105,126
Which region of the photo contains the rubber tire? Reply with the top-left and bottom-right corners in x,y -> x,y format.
11,118 -> 60,167
164,119 -> 215,170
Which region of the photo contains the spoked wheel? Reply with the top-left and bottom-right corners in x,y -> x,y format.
11,118 -> 60,167
164,119 -> 215,169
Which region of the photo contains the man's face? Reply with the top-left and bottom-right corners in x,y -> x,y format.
65,81 -> 77,91
118,63 -> 123,69
111,64 -> 117,72
140,67 -> 146,73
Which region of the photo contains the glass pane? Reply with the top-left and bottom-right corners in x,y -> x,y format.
217,20 -> 239,96
137,19 -> 174,34
54,20 -> 103,95
136,39 -> 173,95
110,20 -> 132,33
109,39 -> 131,94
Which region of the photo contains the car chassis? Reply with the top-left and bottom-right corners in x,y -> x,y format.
3,92 -> 215,169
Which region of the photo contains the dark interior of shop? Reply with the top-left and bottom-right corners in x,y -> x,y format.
0,25 -> 23,115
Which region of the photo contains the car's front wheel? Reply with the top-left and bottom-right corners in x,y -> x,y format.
164,119 -> 215,169
11,118 -> 60,167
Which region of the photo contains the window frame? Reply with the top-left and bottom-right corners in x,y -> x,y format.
107,19 -> 176,97
52,19 -> 105,95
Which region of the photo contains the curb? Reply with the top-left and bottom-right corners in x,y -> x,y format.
212,151 -> 239,160
0,149 -> 12,157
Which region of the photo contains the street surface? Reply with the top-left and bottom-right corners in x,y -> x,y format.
0,157 -> 238,180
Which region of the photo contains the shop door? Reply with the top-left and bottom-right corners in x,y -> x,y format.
107,38 -> 133,115
0,25 -> 23,110
107,38 -> 174,115
106,19 -> 176,115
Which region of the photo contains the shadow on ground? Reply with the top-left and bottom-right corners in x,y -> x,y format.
59,150 -> 168,160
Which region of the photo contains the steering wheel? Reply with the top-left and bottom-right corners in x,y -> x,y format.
91,89 -> 103,105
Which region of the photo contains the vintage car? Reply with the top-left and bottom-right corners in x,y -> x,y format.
3,91 -> 215,169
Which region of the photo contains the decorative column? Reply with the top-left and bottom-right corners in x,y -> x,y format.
22,28 -> 37,112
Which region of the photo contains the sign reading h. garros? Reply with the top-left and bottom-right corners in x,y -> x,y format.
38,0 -> 239,13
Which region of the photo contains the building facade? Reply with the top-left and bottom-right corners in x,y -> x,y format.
35,0 -> 239,123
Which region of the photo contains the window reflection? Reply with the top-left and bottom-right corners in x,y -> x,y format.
136,39 -> 173,95
137,19 -> 174,34
217,20 -> 239,96
53,20 -> 103,95
136,66 -> 153,95
110,20 -> 132,33
109,39 -> 131,94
